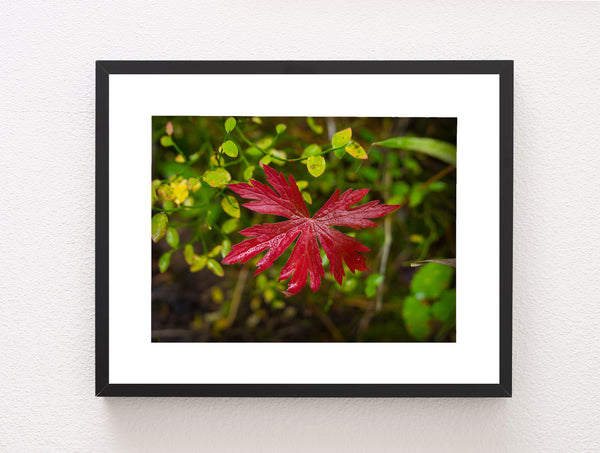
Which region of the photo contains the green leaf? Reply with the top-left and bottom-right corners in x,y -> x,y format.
275,123 -> 287,135
307,117 -> 323,134
158,252 -> 171,273
243,165 -> 255,181
332,128 -> 352,148
160,136 -> 174,147
302,144 -> 322,157
341,278 -> 357,293
333,147 -> 346,159
246,146 -> 262,157
302,191 -> 312,204
224,117 -> 236,133
432,289 -> 456,322
365,273 -> 384,297
221,195 -> 240,218
345,141 -> 367,159
151,213 -> 168,243
402,295 -> 431,340
410,263 -> 455,300
203,168 -> 231,188
207,259 -> 224,277
184,244 -> 195,264
222,218 -> 239,234
221,140 -> 238,158
259,155 -> 272,166
166,227 -> 180,248
190,255 -> 207,272
306,155 -> 326,177
409,187 -> 428,208
221,238 -> 232,257
375,137 -> 457,166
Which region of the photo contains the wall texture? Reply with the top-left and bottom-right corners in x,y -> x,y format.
1,1 -> 599,451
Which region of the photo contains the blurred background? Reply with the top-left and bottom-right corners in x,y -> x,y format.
151,116 -> 456,342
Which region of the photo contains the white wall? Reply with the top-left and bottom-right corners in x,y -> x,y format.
1,1 -> 599,451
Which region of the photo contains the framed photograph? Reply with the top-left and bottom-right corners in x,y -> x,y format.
96,60 -> 512,397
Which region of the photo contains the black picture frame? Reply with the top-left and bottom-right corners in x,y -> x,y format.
96,60 -> 513,397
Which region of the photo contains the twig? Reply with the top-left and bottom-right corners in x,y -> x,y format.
307,300 -> 344,342
224,266 -> 249,328
417,164 -> 456,191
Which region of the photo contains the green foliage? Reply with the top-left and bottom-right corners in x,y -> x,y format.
402,264 -> 456,340
374,137 -> 457,166
410,263 -> 454,299
151,116 -> 456,342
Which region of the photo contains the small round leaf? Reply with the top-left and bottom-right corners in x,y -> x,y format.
207,259 -> 224,277
222,218 -> 239,234
151,213 -> 168,243
332,128 -> 352,148
158,252 -> 171,273
345,141 -> 368,159
166,227 -> 180,248
221,195 -> 240,218
224,117 -> 236,133
307,155 -> 326,177
160,136 -> 174,147
221,140 -> 238,158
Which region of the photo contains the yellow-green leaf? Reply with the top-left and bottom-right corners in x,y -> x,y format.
222,218 -> 239,234
259,155 -> 272,166
184,244 -> 195,264
275,123 -> 287,135
345,140 -> 367,159
190,255 -> 207,272
221,238 -> 231,257
243,165 -> 255,181
187,177 -> 201,192
302,191 -> 312,204
307,117 -> 323,134
208,245 -> 222,258
160,136 -> 174,147
332,128 -> 352,148
307,155 -> 326,177
157,184 -> 174,200
207,259 -> 224,277
203,168 -> 231,188
224,117 -> 236,133
296,180 -> 309,190
221,195 -> 240,218
151,213 -> 168,243
221,140 -> 238,157
166,227 -> 179,248
159,252 -> 171,273
171,180 -> 189,205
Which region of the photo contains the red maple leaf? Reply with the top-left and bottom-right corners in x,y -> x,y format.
222,165 -> 400,296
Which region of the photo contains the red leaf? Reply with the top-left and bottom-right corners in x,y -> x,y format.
222,165 -> 400,296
